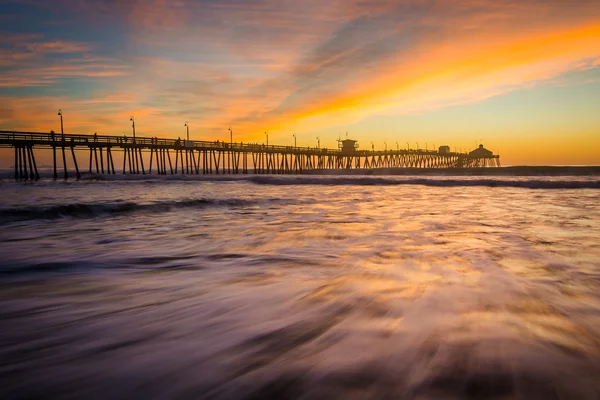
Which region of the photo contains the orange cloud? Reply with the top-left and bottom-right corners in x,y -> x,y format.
235,20 -> 600,138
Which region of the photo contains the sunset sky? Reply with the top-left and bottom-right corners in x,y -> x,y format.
1,0 -> 599,165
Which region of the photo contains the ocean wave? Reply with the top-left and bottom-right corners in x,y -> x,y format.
246,176 -> 600,189
0,198 -> 268,223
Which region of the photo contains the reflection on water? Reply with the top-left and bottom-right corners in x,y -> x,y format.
0,177 -> 599,399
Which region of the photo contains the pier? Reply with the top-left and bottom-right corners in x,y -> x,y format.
1,131 -> 501,180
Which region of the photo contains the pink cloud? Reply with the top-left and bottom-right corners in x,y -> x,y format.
25,41 -> 90,54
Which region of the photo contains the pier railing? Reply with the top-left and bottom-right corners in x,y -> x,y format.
0,131 -> 467,155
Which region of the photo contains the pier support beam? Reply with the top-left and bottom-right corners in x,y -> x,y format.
18,146 -> 23,180
52,146 -> 58,180
71,146 -> 81,180
94,147 -> 99,173
167,149 -> 173,174
128,148 -> 133,174
99,147 -> 104,174
139,148 -> 145,175
14,147 -> 18,180
26,146 -> 34,180
61,142 -> 68,180
21,147 -> 28,180
107,148 -> 116,174
29,146 -> 40,180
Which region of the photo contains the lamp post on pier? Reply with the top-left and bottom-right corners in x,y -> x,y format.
396,142 -> 399,151
406,142 -> 410,151
129,116 -> 138,173
293,133 -> 296,148
265,132 -> 268,146
57,109 -> 67,179
371,142 -> 374,152
228,127 -> 233,174
57,109 -> 64,140
384,142 -> 387,151
130,116 -> 136,142
316,137 -> 320,149
185,122 -> 189,141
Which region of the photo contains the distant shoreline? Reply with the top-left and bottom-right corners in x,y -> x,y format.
1,165 -> 599,180
303,166 -> 600,176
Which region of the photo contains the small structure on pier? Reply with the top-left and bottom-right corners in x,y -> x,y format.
438,145 -> 450,154
338,139 -> 358,155
469,144 -> 493,157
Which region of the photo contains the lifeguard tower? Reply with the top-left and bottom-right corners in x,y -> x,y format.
338,137 -> 359,155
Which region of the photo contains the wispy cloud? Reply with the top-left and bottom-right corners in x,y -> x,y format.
0,31 -> 129,88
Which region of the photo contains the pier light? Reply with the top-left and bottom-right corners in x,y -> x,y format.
57,109 -> 64,139
185,121 -> 189,141
406,142 -> 410,151
396,142 -> 399,151
316,137 -> 320,149
228,126 -> 232,144
265,132 -> 268,146
293,133 -> 296,148
416,142 -> 419,150
426,142 -> 428,151
371,142 -> 374,151
130,116 -> 136,140
384,142 -> 387,151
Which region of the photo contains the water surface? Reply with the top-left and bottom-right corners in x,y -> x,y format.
1,175 -> 599,399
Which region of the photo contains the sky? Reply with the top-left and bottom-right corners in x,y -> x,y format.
0,0 -> 599,166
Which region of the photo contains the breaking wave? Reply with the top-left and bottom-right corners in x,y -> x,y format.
246,176 -> 600,189
0,198 -> 273,222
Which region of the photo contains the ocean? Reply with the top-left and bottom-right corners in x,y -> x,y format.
1,173 -> 599,399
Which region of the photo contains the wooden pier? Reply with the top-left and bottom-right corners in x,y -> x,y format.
0,131 -> 501,180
